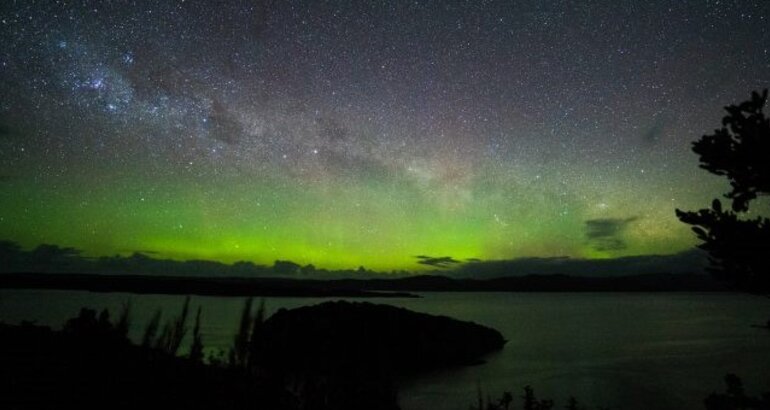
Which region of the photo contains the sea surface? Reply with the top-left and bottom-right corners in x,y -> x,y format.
1,290 -> 769,410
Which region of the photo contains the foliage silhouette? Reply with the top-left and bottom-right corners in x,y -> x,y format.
1,305 -> 296,410
469,386 -> 596,410
690,90 -> 770,212
676,90 -> 770,293
16,297 -> 763,410
523,385 -> 554,410
676,199 -> 770,292
62,306 -> 130,346
703,374 -> 770,410
674,92 -> 770,410
566,396 -> 583,410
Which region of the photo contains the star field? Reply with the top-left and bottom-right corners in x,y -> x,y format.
1,0 -> 769,270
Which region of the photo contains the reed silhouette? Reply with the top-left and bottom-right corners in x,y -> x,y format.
229,297 -> 266,371
0,302 -> 294,409
188,305 -> 204,364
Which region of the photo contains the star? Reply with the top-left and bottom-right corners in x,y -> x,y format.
0,0 -> 767,270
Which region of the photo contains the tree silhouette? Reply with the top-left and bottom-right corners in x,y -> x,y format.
676,90 -> 770,294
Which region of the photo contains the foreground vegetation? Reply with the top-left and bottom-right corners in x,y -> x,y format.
470,379 -> 770,410
1,296 -> 767,410
0,300 -> 295,410
1,298 -> 506,410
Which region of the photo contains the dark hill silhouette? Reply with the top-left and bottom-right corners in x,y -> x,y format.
453,249 -> 708,279
0,240 -> 394,279
1,239 -> 709,280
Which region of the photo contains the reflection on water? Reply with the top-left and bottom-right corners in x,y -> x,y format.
1,290 -> 769,410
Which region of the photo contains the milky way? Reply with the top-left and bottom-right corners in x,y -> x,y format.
1,1 -> 769,270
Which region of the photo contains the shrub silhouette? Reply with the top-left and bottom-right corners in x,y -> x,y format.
1,304 -> 296,410
469,386 -> 583,410
704,374 -> 770,410
62,306 -> 131,346
676,90 -> 770,294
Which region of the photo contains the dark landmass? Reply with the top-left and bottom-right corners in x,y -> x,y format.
1,300 -> 506,410
258,301 -> 506,377
0,273 -> 418,298
248,301 -> 505,409
454,248 -> 708,279
350,272 -> 726,292
0,272 -> 726,296
0,321 -> 296,410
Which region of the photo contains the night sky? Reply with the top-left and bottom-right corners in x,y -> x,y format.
1,1 -> 769,271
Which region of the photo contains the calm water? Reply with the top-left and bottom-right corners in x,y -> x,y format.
1,290 -> 769,410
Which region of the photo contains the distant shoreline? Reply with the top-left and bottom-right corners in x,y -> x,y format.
0,272 -> 726,297
0,272 -> 419,298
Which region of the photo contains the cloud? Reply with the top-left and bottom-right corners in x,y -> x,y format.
415,255 -> 462,269
585,217 -> 638,251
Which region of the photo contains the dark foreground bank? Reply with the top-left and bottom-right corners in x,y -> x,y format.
0,299 -> 505,410
0,319 -> 295,410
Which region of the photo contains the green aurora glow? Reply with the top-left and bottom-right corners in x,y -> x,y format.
0,155 -> 728,270
1,1 -> 768,271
